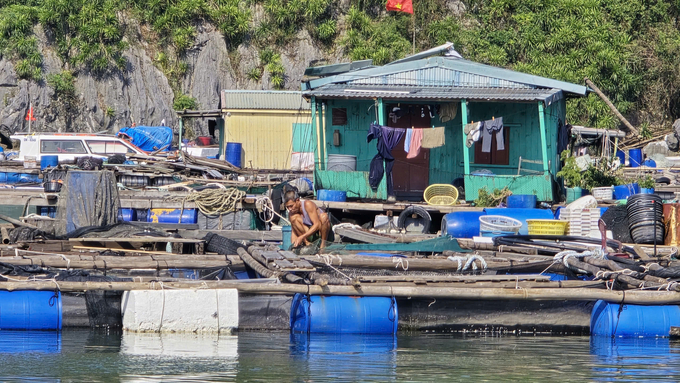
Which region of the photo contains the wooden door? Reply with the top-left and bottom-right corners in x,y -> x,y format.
387,104 -> 430,198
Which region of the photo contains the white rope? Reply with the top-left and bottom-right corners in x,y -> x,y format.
392,257 -> 409,271
332,223 -> 361,234
447,254 -> 487,272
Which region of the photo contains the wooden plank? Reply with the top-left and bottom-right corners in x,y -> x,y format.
68,237 -> 204,243
334,227 -> 397,244
177,229 -> 282,241
279,251 -> 299,260
273,259 -> 296,269
261,251 -> 284,261
292,260 -> 314,269
358,274 -> 552,283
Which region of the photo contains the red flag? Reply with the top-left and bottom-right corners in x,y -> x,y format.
25,107 -> 35,121
386,0 -> 413,14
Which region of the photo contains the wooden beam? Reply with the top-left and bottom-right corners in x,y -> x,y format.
461,99 -> 470,175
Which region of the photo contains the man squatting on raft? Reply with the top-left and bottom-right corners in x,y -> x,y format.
284,190 -> 331,248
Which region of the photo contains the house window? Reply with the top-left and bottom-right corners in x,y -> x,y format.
474,127 -> 509,165
332,108 -> 347,125
41,140 -> 87,154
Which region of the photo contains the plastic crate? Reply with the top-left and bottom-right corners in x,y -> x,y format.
526,219 -> 568,235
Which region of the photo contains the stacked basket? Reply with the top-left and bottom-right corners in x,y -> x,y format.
626,193 -> 664,244
559,208 -> 601,236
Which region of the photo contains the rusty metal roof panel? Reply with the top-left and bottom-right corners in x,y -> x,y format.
221,90 -> 311,110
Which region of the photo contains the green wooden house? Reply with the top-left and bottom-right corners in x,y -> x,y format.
302,43 -> 588,202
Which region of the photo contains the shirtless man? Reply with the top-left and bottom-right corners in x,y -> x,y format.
284,190 -> 331,248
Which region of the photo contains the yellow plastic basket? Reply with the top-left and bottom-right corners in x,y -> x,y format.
424,184 -> 459,206
526,219 -> 568,235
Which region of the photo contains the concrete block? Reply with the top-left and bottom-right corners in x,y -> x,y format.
121,332 -> 238,358
121,289 -> 238,333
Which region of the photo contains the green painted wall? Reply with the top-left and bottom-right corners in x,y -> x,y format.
320,97 -> 566,201
292,122 -> 314,153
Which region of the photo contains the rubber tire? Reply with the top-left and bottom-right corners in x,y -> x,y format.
397,206 -> 432,234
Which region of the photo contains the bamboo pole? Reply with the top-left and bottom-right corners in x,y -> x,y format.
0,281 -> 678,304
303,254 -> 548,271
584,77 -> 640,137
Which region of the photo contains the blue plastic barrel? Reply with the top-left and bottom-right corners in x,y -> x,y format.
0,172 -> 7,183
590,300 -> 680,337
0,291 -> 62,330
281,225 -> 292,250
317,189 -> 347,202
226,142 -> 242,168
168,269 -> 199,279
483,208 -> 555,235
616,150 -> 626,165
290,294 -> 398,334
613,183 -> 640,200
147,208 -> 198,224
118,208 -> 137,222
506,195 -> 537,209
441,211 -> 486,238
38,206 -> 57,218
629,149 -> 643,167
40,155 -> 59,170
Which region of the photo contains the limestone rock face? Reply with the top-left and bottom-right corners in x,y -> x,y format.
0,23 -> 341,134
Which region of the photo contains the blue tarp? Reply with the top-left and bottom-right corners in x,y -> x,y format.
118,126 -> 173,152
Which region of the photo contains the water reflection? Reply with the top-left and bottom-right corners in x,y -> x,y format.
121,332 -> 238,358
0,330 -> 62,354
590,336 -> 680,381
289,333 -> 398,382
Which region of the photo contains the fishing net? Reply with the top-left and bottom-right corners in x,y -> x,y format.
57,170 -> 120,236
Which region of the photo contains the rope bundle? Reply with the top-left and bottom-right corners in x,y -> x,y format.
185,187 -> 245,216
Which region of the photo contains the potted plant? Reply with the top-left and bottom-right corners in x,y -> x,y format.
557,150 -> 583,202
638,175 -> 655,194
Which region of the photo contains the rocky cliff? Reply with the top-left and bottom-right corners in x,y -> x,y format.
0,23 -> 328,137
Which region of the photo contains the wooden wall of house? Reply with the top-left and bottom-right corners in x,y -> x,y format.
466,101 -> 545,176
225,111 -> 311,169
544,100 -> 567,177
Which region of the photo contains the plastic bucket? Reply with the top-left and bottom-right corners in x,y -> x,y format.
281,225 -> 292,250
506,195 -> 537,209
590,300 -> 680,337
226,142 -> 242,168
0,291 -> 62,330
317,189 -> 347,202
478,215 -> 522,236
483,208 -> 555,235
327,154 -> 357,172
196,136 -> 212,146
441,211 -> 486,238
629,149 -> 643,167
40,155 -> 59,170
290,294 -> 397,334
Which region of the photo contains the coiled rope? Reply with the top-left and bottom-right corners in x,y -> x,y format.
184,187 -> 245,216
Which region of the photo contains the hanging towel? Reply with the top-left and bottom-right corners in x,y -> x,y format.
421,127 -> 446,148
407,128 -> 423,158
404,128 -> 413,153
440,103 -> 458,123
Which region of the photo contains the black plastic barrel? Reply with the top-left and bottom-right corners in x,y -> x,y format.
626,194 -> 664,244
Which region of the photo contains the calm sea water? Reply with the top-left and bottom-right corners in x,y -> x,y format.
1,330 -> 680,382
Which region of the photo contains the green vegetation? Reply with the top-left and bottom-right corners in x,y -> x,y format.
474,187 -> 512,207
46,70 -> 75,102
556,150 -> 583,188
638,175 -> 655,189
173,93 -> 197,111
1,0 -> 680,127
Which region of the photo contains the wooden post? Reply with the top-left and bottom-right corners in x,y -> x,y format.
461,99 -> 470,175
178,116 -> 184,151
311,96 -> 320,171
320,102 -> 327,170
377,98 -> 385,125
538,101 -> 549,173
217,117 -> 226,160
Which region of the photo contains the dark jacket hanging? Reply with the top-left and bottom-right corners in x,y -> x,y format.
367,123 -> 405,196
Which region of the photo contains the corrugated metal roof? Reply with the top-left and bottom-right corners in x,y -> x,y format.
221,90 -> 310,110
304,56 -> 587,97
305,85 -> 564,103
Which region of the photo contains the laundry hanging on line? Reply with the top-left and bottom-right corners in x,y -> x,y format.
367,123 -> 405,197
421,126 -> 445,148
439,103 -> 458,123
481,117 -> 504,153
404,128 -> 413,153
464,121 -> 483,148
407,128 -> 423,158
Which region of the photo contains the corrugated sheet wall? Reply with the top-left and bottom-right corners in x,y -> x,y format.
324,100 -> 379,172
226,112 -> 312,169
